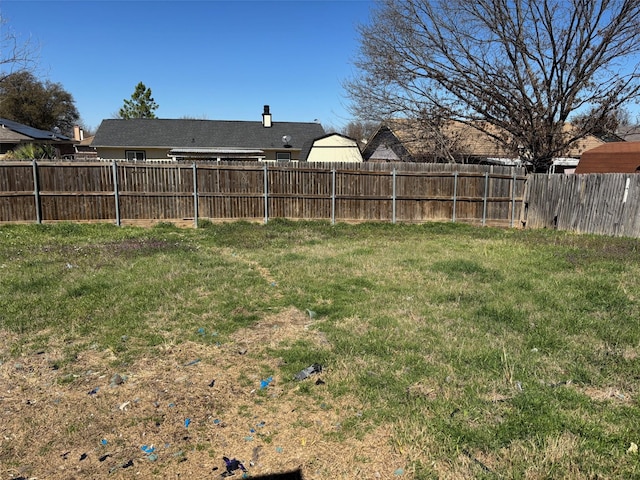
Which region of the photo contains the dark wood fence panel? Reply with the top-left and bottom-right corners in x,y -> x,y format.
118,164 -> 195,222
37,163 -> 115,221
524,173 -> 640,237
0,161 -> 527,227
197,165 -> 265,220
0,163 -> 36,221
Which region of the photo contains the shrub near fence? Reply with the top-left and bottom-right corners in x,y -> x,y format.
0,161 -> 526,227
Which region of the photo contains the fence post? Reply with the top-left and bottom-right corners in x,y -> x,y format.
263,162 -> 268,224
452,171 -> 458,223
392,168 -> 397,224
510,171 -> 516,228
331,169 -> 336,225
112,160 -> 121,226
32,160 -> 41,224
193,163 -> 199,228
482,172 -> 489,226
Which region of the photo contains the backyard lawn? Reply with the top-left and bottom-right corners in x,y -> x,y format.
1,220 -> 639,479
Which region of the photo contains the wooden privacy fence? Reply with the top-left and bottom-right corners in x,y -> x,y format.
0,161 -> 526,227
524,173 -> 640,237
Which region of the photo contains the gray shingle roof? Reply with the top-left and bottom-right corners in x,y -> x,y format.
92,118 -> 326,159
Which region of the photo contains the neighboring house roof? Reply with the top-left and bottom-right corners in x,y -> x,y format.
306,133 -> 363,162
576,141 -> 640,173
77,135 -> 95,147
362,119 -> 607,163
92,117 -> 326,160
0,117 -> 73,142
617,125 -> 640,143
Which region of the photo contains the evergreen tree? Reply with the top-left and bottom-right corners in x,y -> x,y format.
118,82 -> 158,119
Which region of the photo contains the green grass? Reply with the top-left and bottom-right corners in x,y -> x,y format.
1,220 -> 640,478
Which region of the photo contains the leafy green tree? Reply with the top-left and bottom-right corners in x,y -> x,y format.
0,71 -> 79,136
118,82 -> 159,119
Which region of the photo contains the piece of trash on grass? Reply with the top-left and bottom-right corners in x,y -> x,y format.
79,452 -> 88,461
260,376 -> 273,389
184,358 -> 201,367
209,379 -> 216,388
394,468 -> 405,476
99,454 -> 111,462
185,418 -> 191,428
244,436 -> 254,441
223,456 -> 247,476
109,459 -> 134,473
147,453 -> 158,462
110,373 -> 126,387
295,363 -> 322,381
119,401 -> 130,411
276,447 -> 284,453
628,442 -> 638,454
101,439 -> 108,446
88,387 -> 99,395
141,445 -> 155,454
306,309 -> 317,319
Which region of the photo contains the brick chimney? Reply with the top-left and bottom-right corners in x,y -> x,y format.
262,105 -> 272,128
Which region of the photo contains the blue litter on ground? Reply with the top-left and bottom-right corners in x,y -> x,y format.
260,376 -> 273,389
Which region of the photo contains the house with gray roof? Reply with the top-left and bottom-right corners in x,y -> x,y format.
91,106 -> 326,162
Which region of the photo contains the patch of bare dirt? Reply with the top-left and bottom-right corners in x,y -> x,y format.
0,308 -> 405,479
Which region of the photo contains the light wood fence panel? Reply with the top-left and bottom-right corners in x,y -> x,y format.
524,173 -> 640,237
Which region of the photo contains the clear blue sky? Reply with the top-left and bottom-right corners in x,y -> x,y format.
0,0 -> 373,132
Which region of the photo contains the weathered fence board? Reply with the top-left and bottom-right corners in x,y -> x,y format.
524,173 -> 640,237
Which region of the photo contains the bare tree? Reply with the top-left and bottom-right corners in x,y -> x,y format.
0,15 -> 37,84
346,0 -> 640,171
342,120 -> 379,148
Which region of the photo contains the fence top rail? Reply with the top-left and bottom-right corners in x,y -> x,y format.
5,159 -> 525,172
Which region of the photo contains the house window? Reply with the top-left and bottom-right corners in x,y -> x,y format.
125,150 -> 146,162
276,152 -> 291,162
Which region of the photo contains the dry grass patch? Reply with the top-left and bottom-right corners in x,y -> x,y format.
0,309 -> 405,480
